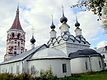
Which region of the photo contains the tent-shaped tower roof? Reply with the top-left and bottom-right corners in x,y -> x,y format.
9,7 -> 24,31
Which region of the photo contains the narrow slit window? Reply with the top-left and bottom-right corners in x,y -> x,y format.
12,33 -> 14,38
17,33 -> 20,39
85,62 -> 88,70
18,42 -> 20,46
99,61 -> 101,68
62,64 -> 67,73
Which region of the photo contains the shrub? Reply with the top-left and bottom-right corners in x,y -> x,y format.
0,73 -> 35,80
0,73 -> 14,80
16,73 -> 35,80
40,67 -> 57,80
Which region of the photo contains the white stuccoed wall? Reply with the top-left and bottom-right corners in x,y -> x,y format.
28,59 -> 71,77
0,61 -> 23,74
70,57 -> 103,74
54,41 -> 89,56
100,53 -> 107,69
70,58 -> 89,73
91,57 -> 103,71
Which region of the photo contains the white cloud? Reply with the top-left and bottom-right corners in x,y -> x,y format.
77,11 -> 103,41
96,41 -> 107,48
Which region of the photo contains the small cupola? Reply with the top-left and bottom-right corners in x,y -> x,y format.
50,15 -> 56,39
75,18 -> 80,27
50,20 -> 55,30
75,17 -> 82,37
59,6 -> 70,37
30,27 -> 36,49
60,6 -> 68,23
30,36 -> 36,44
60,14 -> 68,23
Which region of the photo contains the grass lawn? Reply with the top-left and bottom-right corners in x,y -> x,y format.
60,70 -> 107,80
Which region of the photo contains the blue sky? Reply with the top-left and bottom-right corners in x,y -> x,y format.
0,0 -> 107,62
91,30 -> 107,48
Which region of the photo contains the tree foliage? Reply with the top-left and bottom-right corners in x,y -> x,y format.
102,4 -> 107,29
71,0 -> 106,17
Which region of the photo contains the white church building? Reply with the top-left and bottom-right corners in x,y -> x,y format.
97,46 -> 107,69
0,7 -> 105,77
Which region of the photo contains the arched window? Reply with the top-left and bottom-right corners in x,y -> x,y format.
99,61 -> 101,68
102,55 -> 105,58
18,42 -> 20,46
14,51 -> 17,55
85,62 -> 88,70
104,63 -> 106,67
12,33 -> 14,38
17,33 -> 20,39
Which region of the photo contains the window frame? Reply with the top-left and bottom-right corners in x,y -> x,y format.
85,62 -> 88,70
12,33 -> 14,38
62,64 -> 67,73
17,33 -> 20,39
99,61 -> 101,68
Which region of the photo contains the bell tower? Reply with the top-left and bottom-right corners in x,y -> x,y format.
4,7 -> 25,61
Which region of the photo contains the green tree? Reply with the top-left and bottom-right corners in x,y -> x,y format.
103,4 -> 107,29
71,0 -> 106,17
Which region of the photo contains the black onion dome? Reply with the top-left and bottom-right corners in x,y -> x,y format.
30,36 -> 36,44
75,21 -> 80,27
50,22 -> 55,29
60,15 -> 68,23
